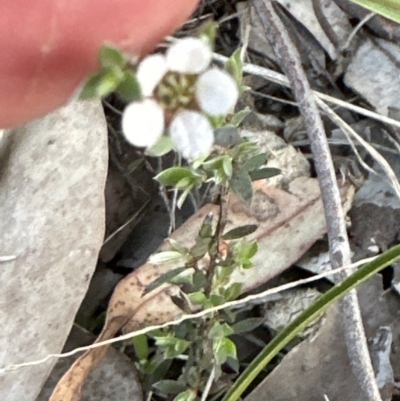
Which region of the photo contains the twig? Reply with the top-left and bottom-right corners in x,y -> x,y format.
316,98 -> 400,199
0,256 -> 376,373
201,366 -> 216,401
211,53 -> 400,129
251,1 -> 381,400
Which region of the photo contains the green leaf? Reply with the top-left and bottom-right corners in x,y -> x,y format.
232,318 -> 265,334
131,334 -> 149,361
230,171 -> 253,203
98,44 -> 126,69
222,282 -> 242,301
188,291 -> 207,305
224,48 -> 243,87
242,153 -> 268,172
79,67 -> 124,99
116,70 -> 142,102
153,380 -> 187,395
222,243 -> 400,401
348,0 -> 400,24
223,224 -> 258,240
208,322 -> 234,339
149,251 -> 185,264
238,241 -> 258,268
229,107 -> 251,127
197,19 -> 217,48
214,126 -> 242,148
213,337 -> 237,365
249,168 -> 281,181
177,185 -> 194,209
174,389 -> 197,401
210,294 -> 225,306
155,167 -> 197,186
146,135 -> 173,157
144,267 -> 186,295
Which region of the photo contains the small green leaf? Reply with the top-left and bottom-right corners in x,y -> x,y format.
79,68 -> 123,99
149,251 -> 185,264
249,167 -> 281,181
214,126 -> 242,147
230,171 -> 253,203
210,294 -> 225,306
192,270 -> 207,290
348,0 -> 400,24
197,19 -> 217,48
174,389 -> 197,401
230,107 -> 251,127
155,167 -> 197,186
167,239 -> 188,255
232,318 -> 265,334
225,48 -> 243,87
222,283 -> 242,301
98,44 -> 126,69
153,380 -> 187,395
188,291 -> 207,305
144,267 -> 186,295
242,153 -> 268,172
144,135 -> 171,156
238,241 -> 258,268
223,224 -> 258,240
213,337 -> 237,365
177,185 -> 194,209
208,322 -> 234,339
131,334 -> 149,361
116,70 -> 142,102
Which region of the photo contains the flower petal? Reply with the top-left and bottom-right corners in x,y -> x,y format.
137,54 -> 168,97
122,99 -> 164,147
166,38 -> 212,74
169,110 -> 214,160
195,68 -> 239,116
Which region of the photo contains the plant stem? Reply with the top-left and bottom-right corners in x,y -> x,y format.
205,185 -> 229,297
252,1 -> 382,400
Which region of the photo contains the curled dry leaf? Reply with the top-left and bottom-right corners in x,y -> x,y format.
50,177 -> 354,401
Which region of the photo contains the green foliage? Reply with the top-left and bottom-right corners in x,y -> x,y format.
144,267 -> 187,295
222,243 -> 400,401
348,0 -> 400,23
79,44 -> 141,101
223,224 -> 258,240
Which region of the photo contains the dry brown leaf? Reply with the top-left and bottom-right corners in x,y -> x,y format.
50,177 -> 353,401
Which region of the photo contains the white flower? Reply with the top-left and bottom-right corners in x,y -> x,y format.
137,54 -> 168,97
169,110 -> 214,160
166,38 -> 212,74
195,68 -> 239,116
122,99 -> 164,147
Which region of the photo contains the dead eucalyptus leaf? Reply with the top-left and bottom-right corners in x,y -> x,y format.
50,177 -> 354,401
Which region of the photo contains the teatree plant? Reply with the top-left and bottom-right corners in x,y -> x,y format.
80,23 -> 280,401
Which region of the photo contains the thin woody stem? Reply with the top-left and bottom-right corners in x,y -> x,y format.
251,1 -> 382,400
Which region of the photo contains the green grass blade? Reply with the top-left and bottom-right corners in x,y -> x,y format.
349,0 -> 400,24
222,243 -> 400,401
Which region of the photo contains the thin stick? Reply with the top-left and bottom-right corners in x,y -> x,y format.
316,98 -> 400,199
251,1 -> 381,400
212,53 -> 400,129
201,366 -> 216,401
0,257 -> 376,373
